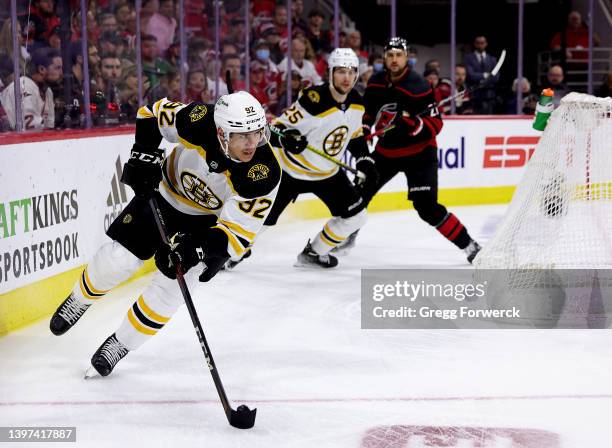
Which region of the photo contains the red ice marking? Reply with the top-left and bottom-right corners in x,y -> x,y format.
1,393 -> 611,407
361,426 -> 560,448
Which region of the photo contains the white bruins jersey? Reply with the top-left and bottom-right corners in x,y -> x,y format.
273,83 -> 365,181
137,98 -> 281,259
0,76 -> 54,130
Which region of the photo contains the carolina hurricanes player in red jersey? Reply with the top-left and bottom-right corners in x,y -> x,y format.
359,37 -> 481,263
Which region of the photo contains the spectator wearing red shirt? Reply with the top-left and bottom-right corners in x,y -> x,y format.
550,10 -> 600,60
251,40 -> 279,108
249,60 -> 270,108
347,30 -> 368,65
273,4 -> 289,39
253,0 -> 276,18
24,0 -> 60,48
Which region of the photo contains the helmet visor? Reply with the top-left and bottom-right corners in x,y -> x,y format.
229,125 -> 271,147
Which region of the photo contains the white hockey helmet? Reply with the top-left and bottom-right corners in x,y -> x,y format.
214,91 -> 269,156
328,48 -> 359,90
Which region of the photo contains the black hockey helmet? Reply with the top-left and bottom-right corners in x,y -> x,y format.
384,37 -> 409,53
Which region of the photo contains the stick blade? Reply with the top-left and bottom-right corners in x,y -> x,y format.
491,49 -> 507,77
229,405 -> 257,429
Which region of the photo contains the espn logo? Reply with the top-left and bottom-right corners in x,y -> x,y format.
483,136 -> 540,168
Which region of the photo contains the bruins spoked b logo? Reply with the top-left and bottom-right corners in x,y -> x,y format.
323,126 -> 349,156
180,172 -> 222,210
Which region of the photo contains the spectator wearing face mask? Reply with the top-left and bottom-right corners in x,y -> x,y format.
252,39 -> 279,106
253,39 -> 277,71
369,53 -> 384,75
260,23 -> 283,64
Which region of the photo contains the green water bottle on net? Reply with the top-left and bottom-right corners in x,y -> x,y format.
532,88 -> 554,131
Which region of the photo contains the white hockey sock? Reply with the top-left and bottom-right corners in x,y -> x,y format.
115,269 -> 200,351
310,210 -> 367,255
72,241 -> 144,305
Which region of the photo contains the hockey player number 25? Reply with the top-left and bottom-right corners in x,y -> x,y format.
239,198 -> 272,218
284,105 -> 304,124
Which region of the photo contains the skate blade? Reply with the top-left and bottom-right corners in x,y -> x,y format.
84,365 -> 100,379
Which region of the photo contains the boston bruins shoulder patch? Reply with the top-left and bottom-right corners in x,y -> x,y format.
307,90 -> 320,103
189,104 -> 208,122
247,163 -> 270,181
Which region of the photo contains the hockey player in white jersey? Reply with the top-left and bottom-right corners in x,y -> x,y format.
49,92 -> 281,376
233,48 -> 378,269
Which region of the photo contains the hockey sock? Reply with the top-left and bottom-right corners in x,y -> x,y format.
115,269 -> 199,350
435,213 -> 471,249
73,241 -> 143,304
310,210 -> 367,255
116,294 -> 172,350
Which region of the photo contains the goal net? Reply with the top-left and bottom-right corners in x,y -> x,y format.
474,93 -> 612,269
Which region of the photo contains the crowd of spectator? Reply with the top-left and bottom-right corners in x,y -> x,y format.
0,1 -> 609,133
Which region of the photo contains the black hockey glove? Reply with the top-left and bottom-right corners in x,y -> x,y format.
355,156 -> 379,187
121,143 -> 164,198
155,233 -> 205,279
280,128 -> 308,154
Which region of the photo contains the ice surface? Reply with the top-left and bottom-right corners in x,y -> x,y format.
1,206 -> 611,447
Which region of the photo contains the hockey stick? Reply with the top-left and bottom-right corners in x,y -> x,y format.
365,49 -> 507,141
149,196 -> 257,429
225,70 -> 234,94
226,68 -> 365,180
268,123 -> 366,181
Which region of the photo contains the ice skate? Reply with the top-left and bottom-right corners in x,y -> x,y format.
50,293 -> 91,336
295,241 -> 338,268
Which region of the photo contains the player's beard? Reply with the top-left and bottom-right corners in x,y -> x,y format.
332,81 -> 351,95
388,63 -> 408,77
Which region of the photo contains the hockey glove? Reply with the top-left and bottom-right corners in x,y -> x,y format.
280,128 -> 308,154
155,233 -> 205,279
121,143 -> 164,198
355,156 -> 379,189
394,111 -> 423,137
362,124 -> 372,140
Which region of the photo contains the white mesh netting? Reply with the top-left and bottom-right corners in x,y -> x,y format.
474,93 -> 612,269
